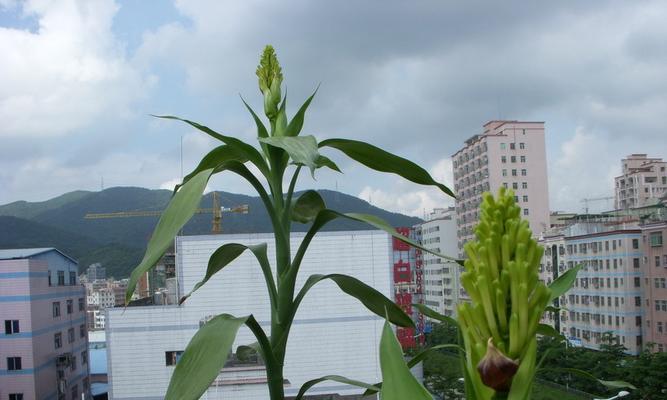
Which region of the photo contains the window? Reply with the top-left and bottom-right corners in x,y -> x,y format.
71,385 -> 78,400
500,143 -> 506,150
519,142 -> 525,149
48,272 -> 51,286
70,356 -> 77,371
512,182 -> 518,190
57,270 -> 65,286
522,182 -> 527,189
523,208 -> 529,216
512,169 -> 517,176
503,182 -> 508,188
80,324 -> 86,338
7,357 -> 22,371
523,195 -> 528,202
511,155 -> 516,163
634,277 -> 640,288
650,232 -> 663,247
501,156 -> 507,163
9,394 -> 24,400
166,351 -> 184,366
510,142 -> 516,150
66,299 -> 73,314
633,258 -> 640,268
502,169 -> 507,177
69,271 -> 76,285
68,328 -> 75,343
78,297 -> 85,311
656,256 -> 661,267
54,332 -> 62,349
4,320 -> 19,335
521,169 -> 527,176
520,155 -> 526,162
635,296 -> 641,307
52,302 -> 60,317
81,350 -> 88,365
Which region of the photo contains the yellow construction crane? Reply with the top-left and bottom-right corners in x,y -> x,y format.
84,192 -> 248,234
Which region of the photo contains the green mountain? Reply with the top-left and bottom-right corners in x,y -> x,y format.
0,188 -> 422,278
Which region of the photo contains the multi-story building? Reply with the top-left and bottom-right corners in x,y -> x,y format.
641,221 -> 667,352
106,230 -> 407,399
539,225 -> 645,355
419,207 -> 459,318
392,227 -> 424,349
453,120 -> 550,257
86,288 -> 116,309
0,248 -> 90,399
615,154 -> 667,210
85,263 -> 106,282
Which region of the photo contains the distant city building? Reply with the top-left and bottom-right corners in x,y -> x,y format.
615,154 -> 667,209
86,263 -> 106,281
87,288 -> 116,309
0,248 -> 90,399
106,231 -> 405,399
418,207 -> 459,317
392,227 -> 424,349
641,221 -> 667,352
453,120 -> 550,257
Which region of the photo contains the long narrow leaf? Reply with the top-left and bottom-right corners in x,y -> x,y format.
320,138 -> 456,198
294,375 -> 378,400
293,273 -> 414,328
379,320 -> 433,400
173,145 -> 248,194
540,367 -> 636,390
126,168 -> 213,304
536,323 -> 563,340
165,314 -> 248,400
153,115 -> 270,177
548,264 -> 581,302
260,135 -> 340,177
179,243 -> 277,312
286,87 -> 318,137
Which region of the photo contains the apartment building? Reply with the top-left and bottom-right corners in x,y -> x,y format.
615,154 -> 667,209
106,231 -> 403,399
539,227 -> 645,355
641,221 -> 667,352
453,120 -> 550,257
419,207 -> 460,318
85,263 -> 105,282
0,248 -> 90,399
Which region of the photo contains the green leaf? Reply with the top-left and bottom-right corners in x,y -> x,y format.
291,190 -> 326,223
179,243 -> 277,311
236,341 -> 261,361
548,264 -> 581,302
260,135 -> 340,177
413,303 -> 460,328
294,375 -> 378,400
379,320 -> 433,400
240,96 -> 269,139
165,313 -> 248,400
544,305 -> 562,314
294,274 -> 414,328
153,115 -> 270,177
407,344 -> 464,368
541,367 -> 637,390
285,87 -> 318,137
320,138 -> 456,198
126,168 -> 213,304
508,337 -> 537,400
173,145 -> 248,194
536,323 -> 563,339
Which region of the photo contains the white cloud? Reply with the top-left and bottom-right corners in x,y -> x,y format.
0,0 -> 150,137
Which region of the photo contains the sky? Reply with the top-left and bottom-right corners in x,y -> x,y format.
1,0 -> 666,217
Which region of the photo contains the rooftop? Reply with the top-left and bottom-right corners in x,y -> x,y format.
0,247 -> 77,264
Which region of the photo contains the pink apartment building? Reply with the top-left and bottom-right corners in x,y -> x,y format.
0,248 -> 90,400
453,120 -> 550,257
642,222 -> 667,352
615,154 -> 667,210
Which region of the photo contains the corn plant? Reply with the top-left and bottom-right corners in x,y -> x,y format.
125,45 -> 457,400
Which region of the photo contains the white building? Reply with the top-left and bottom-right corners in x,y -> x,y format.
107,230 -> 396,399
419,207 -> 460,317
87,288 -> 116,309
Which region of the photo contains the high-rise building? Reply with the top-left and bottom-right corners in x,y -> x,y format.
641,221 -> 667,352
0,248 -> 90,399
453,120 -> 550,256
86,263 -> 106,282
419,207 -> 459,317
615,154 -> 667,210
106,230 -> 411,399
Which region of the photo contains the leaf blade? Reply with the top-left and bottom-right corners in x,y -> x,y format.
260,135 -> 340,177
165,313 -> 248,400
320,138 -> 455,198
294,375 -> 378,400
126,168 -> 213,304
286,87 -> 318,137
548,264 -> 582,302
291,190 -> 326,224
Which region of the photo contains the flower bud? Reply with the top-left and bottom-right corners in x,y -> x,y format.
256,45 -> 283,121
477,338 -> 519,393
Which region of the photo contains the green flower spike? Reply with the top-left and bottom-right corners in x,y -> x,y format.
457,187 -> 550,400
256,45 -> 283,123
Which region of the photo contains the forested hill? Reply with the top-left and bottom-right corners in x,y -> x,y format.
0,188 -> 422,278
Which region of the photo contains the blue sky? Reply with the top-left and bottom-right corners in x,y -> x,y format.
1,0 -> 666,216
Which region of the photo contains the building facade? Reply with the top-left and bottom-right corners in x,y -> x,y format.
419,207 -> 460,318
615,154 -> 667,210
392,227 -> 424,349
85,263 -> 106,282
453,120 -> 550,257
641,221 -> 667,352
0,248 -> 90,400
106,231 -> 400,399
539,227 -> 645,355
